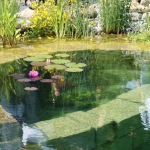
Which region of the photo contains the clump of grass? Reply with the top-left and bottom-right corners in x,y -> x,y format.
0,0 -> 21,47
65,0 -> 91,39
128,16 -> 150,42
99,0 -> 131,34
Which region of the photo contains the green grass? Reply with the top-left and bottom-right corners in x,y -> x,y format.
99,0 -> 131,34
0,0 -> 21,47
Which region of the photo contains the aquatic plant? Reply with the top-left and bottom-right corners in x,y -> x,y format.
23,53 -> 86,72
99,0 -> 131,34
24,87 -> 38,91
28,70 -> 39,77
21,53 -> 86,92
0,0 -> 21,47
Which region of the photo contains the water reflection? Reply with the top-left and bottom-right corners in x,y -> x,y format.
0,50 -> 150,149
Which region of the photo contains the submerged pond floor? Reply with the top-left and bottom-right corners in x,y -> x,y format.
0,39 -> 150,150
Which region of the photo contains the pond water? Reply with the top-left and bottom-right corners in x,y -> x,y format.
0,48 -> 150,150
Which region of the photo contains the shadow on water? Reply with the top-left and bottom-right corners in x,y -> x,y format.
0,49 -> 150,149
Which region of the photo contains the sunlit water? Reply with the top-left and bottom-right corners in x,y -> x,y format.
0,49 -> 150,150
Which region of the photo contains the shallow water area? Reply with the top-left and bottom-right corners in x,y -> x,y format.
1,38 -> 150,150
0,36 -> 149,64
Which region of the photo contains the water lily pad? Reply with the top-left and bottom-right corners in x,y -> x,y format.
9,73 -> 25,79
52,75 -> 64,79
76,63 -> 87,67
51,59 -> 71,64
65,67 -> 83,72
30,61 -> 48,66
34,54 -> 53,58
55,53 -> 69,58
23,57 -> 45,62
18,78 -> 31,82
30,76 -> 43,81
65,62 -> 86,68
40,79 -> 53,83
24,87 -> 38,91
44,64 -> 66,70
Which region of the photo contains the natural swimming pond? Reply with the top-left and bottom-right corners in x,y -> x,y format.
0,49 -> 150,150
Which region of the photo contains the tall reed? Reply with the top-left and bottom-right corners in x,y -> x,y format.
0,0 -> 21,47
99,0 -> 131,34
52,0 -> 70,38
66,1 -> 90,39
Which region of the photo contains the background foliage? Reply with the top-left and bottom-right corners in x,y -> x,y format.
99,0 -> 131,34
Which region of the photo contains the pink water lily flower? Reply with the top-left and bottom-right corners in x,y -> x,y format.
28,70 -> 39,78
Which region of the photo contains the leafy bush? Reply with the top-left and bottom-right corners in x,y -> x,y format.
99,0 -> 131,34
0,0 -> 21,47
27,0 -> 92,38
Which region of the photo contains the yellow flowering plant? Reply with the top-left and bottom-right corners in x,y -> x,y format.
27,0 -> 56,37
26,0 -> 93,39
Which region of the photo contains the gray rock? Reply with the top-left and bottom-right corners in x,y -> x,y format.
17,7 -> 34,29
18,7 -> 34,19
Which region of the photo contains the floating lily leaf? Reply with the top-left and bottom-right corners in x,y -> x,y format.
51,59 -> 71,64
18,78 -> 31,82
30,61 -> 48,66
44,64 -> 66,70
55,53 -> 69,58
52,75 -> 64,79
65,62 -> 86,68
34,54 -> 53,58
40,79 -> 53,83
23,57 -> 45,62
24,87 -> 38,91
65,67 -> 83,72
30,76 -> 43,81
9,73 -> 25,79
76,63 -> 87,68
65,62 -> 76,67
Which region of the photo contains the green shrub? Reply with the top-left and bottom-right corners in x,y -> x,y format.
99,0 -> 131,34
0,0 -> 21,47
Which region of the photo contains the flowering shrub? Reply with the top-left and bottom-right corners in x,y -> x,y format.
27,0 -> 56,37
26,0 -> 92,38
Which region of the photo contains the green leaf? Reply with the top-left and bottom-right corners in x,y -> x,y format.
44,64 -> 66,70
65,62 -> 86,68
34,54 -> 53,59
65,67 -> 83,72
30,61 -> 48,66
51,59 -> 71,64
23,57 -> 45,62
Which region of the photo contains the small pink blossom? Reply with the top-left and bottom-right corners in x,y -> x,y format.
28,70 -> 39,78
46,58 -> 51,64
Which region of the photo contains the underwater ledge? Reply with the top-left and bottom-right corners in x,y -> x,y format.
34,84 -> 150,150
0,38 -> 150,65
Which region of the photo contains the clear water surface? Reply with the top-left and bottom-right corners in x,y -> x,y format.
0,49 -> 150,150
